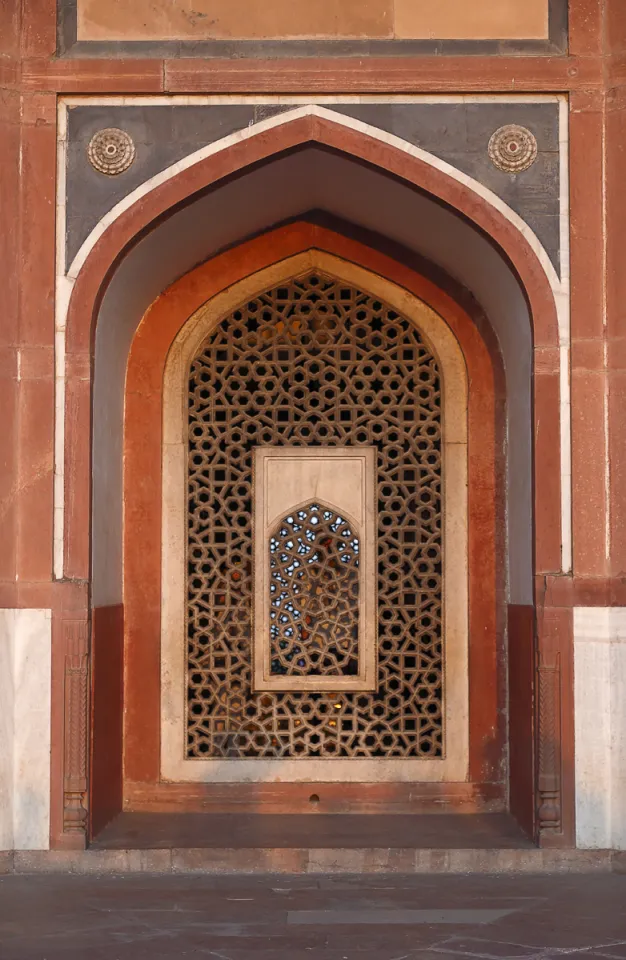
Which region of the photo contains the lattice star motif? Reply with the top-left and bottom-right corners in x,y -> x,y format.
186,271 -> 443,759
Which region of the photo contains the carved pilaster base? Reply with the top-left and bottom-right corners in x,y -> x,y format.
62,623 -> 90,838
536,657 -> 562,837
63,781 -> 88,834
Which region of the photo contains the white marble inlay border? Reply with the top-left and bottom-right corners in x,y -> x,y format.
54,95 -> 570,580
0,609 -> 52,851
558,95 -> 572,573
574,607 -> 626,850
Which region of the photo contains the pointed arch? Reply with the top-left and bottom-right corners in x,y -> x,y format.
61,107 -> 562,588
64,106 -> 560,354
119,224 -> 500,802
157,249 -> 469,782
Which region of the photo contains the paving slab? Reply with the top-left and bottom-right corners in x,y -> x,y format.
1,872 -> 626,960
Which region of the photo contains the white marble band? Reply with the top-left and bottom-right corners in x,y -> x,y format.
0,609 -> 52,851
574,607 -> 626,850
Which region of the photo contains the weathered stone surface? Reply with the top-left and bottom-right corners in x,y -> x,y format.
65,101 -> 561,271
1,871 -> 625,959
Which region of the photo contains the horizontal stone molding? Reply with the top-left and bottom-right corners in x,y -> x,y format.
3,847 -> 616,876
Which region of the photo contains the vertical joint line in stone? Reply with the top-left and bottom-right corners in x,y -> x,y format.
558,95 -> 572,575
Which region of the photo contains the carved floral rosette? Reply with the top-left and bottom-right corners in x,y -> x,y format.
88,128 -> 136,176
488,124 -> 538,174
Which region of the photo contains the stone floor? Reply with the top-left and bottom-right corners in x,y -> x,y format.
1,872 -> 626,960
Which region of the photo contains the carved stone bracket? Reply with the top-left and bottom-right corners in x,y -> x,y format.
536,655 -> 562,834
62,620 -> 90,836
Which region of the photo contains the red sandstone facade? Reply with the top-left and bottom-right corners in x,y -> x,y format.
1,0 -> 625,862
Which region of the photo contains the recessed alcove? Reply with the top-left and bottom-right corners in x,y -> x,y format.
89,145 -> 534,844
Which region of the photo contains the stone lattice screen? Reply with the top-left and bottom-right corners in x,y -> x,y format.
186,271 -> 443,761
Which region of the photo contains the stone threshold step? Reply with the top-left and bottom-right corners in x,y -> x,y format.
1,847 -> 622,875
92,811 -> 533,850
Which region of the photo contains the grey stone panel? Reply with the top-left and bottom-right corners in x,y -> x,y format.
61,38 -> 567,58
66,102 -> 562,275
332,103 -> 561,272
66,105 -> 257,266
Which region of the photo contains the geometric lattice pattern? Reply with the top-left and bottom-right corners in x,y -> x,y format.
187,271 -> 442,759
269,503 -> 360,678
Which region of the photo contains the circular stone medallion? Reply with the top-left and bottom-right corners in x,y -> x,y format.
488,124 -> 538,174
87,128 -> 136,176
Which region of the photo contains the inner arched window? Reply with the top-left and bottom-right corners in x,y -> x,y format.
186,270 -> 442,760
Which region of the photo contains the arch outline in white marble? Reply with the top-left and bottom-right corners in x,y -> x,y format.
54,98 -> 570,578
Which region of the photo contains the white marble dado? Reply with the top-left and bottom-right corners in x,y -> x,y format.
574,607 -> 626,850
0,609 -> 52,851
0,613 -> 14,851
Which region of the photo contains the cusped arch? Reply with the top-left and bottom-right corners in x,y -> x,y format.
266,497 -> 363,681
